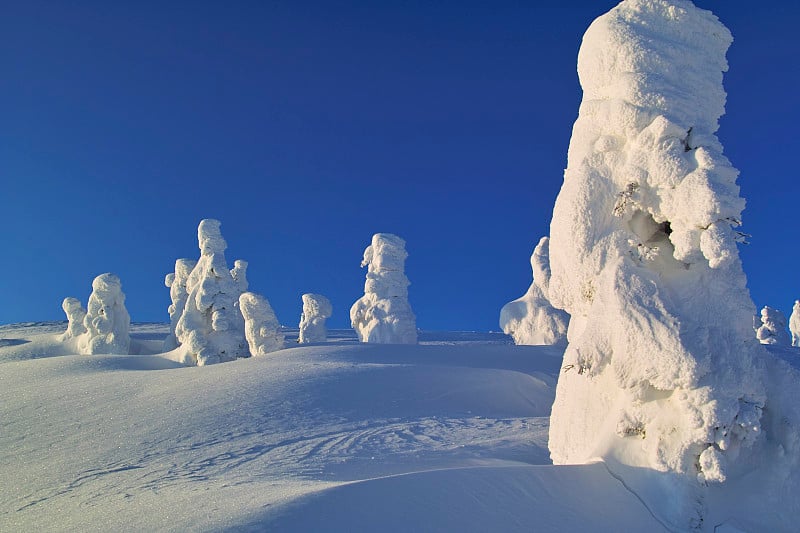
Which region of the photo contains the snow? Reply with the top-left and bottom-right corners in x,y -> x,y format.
350,233 -> 418,344
500,236 -> 569,346
545,0 -> 798,529
299,293 -> 333,344
174,219 -> 249,365
78,273 -> 130,355
163,258 -> 196,351
755,306 -> 790,345
789,301 -> 800,347
58,297 -> 86,341
239,291 -> 284,355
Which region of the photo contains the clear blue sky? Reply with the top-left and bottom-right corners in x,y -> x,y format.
2,1 -> 798,331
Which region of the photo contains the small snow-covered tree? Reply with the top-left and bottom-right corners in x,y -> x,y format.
350,233 -> 417,344
59,297 -> 87,341
78,273 -> 131,355
231,259 -> 249,294
174,219 -> 248,366
756,306 -> 790,345
299,293 -> 332,343
790,301 -> 800,347
163,258 -> 197,351
239,291 -> 284,355
500,236 -> 569,345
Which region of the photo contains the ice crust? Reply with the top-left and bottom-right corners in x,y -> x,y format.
299,293 -> 332,344
789,301 -> 800,347
239,292 -> 284,356
545,0 -> 779,527
350,233 -> 417,344
500,236 -> 569,346
78,273 -> 131,355
755,306 -> 790,346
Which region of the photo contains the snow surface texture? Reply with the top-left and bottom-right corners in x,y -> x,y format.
755,306 -> 790,345
77,273 -> 130,355
350,233 -> 418,344
500,236 -> 569,346
544,0 -> 791,528
59,297 -> 86,341
789,301 -> 800,347
173,219 -> 249,365
163,258 -> 197,351
239,291 -> 284,355
299,293 -> 332,344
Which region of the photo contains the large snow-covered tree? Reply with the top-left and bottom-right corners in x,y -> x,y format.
78,273 -> 131,355
789,301 -> 800,347
755,306 -> 790,346
299,293 -> 332,344
545,0 -> 768,527
350,233 -> 417,344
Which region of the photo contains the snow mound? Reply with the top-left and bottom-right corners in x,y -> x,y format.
755,306 -> 790,345
299,293 -> 332,344
350,233 -> 417,344
78,273 -> 130,355
500,236 -> 569,346
546,0 -> 776,527
240,291 -> 284,355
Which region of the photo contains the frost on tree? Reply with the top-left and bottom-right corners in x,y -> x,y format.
350,233 -> 417,344
755,306 -> 790,346
790,301 -> 800,347
231,260 -> 249,294
163,259 -> 197,351
299,293 -> 332,344
59,297 -> 87,341
174,219 -> 249,366
545,0 -> 768,527
239,292 -> 284,355
78,273 -> 131,355
499,236 -> 569,346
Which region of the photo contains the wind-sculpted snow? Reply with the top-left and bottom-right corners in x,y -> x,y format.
546,0 -> 779,528
299,293 -> 332,344
500,237 -> 569,346
78,273 -> 130,355
351,233 -> 417,344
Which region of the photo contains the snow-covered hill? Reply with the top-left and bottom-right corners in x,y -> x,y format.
1,323 -> 670,532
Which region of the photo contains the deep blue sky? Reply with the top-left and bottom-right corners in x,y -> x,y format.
2,1 -> 798,331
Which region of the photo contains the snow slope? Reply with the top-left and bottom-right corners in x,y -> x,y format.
0,323 -> 669,532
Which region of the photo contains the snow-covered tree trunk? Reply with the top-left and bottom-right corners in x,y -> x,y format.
299,293 -> 332,344
499,236 -> 569,345
546,0 -> 766,528
350,233 -> 417,344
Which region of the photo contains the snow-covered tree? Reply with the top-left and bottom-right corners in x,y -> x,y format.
790,301 -> 800,347
78,273 -> 131,355
239,291 -> 284,355
499,236 -> 569,345
545,1 -> 767,528
755,306 -> 790,345
174,219 -> 248,365
350,233 -> 417,344
59,297 -> 87,341
163,258 -> 197,351
231,259 -> 249,294
299,293 -> 332,344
